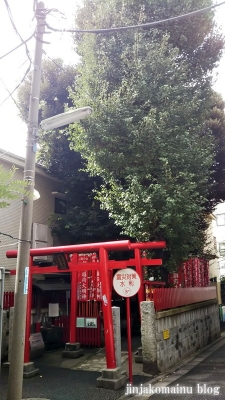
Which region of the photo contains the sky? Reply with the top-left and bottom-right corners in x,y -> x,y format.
0,1 -> 225,158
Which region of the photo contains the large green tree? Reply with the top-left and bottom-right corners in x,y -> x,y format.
17,58 -> 123,244
68,0 -> 225,269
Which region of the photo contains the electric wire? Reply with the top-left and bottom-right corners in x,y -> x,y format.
0,60 -> 32,107
0,33 -> 34,61
45,1 -> 225,34
46,55 -> 66,72
0,150 -> 10,158
0,231 -> 31,244
3,0 -> 32,62
0,77 -> 27,119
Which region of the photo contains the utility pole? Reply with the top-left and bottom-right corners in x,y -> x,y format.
0,268 -> 5,375
6,3 -> 45,400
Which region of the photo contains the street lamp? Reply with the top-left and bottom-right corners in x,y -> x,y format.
6,107 -> 92,400
40,106 -> 92,130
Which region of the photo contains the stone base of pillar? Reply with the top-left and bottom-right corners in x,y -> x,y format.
62,342 -> 84,359
23,362 -> 40,378
134,346 -> 143,363
2,361 -> 39,379
96,367 -> 127,390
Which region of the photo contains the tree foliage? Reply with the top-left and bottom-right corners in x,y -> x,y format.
17,58 -> 123,244
0,165 -> 27,208
68,0 -> 225,269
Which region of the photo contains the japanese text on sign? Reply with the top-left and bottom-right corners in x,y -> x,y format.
113,268 -> 141,298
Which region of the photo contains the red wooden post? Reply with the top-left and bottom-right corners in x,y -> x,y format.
70,253 -> 78,343
99,247 -> 116,369
24,257 -> 33,363
134,248 -> 145,307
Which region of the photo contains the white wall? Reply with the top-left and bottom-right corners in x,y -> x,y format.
204,215 -> 219,280
0,159 -> 62,290
212,202 -> 225,279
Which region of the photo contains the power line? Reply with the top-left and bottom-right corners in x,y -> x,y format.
0,231 -> 31,244
46,55 -> 66,72
0,77 -> 27,118
3,0 -> 32,63
0,150 -> 10,158
0,61 -> 32,107
45,1 -> 225,34
0,33 -> 34,61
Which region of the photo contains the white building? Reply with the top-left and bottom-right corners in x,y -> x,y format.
212,202 -> 225,279
0,149 -> 64,291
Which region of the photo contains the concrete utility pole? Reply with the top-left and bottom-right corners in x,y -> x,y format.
0,268 -> 5,375
6,3 -> 45,400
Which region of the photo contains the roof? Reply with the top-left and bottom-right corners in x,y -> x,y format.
0,148 -> 59,181
33,280 -> 71,291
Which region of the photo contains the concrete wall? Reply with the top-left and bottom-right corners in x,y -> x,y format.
1,311 -> 8,360
141,300 -> 220,375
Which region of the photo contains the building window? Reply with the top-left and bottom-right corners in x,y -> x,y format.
55,198 -> 66,214
219,243 -> 225,257
216,214 -> 225,226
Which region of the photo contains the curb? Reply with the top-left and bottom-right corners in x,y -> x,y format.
118,332 -> 225,400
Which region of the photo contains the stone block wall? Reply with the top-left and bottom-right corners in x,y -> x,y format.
141,300 -> 220,375
1,311 -> 9,360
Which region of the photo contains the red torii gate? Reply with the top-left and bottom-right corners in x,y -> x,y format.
6,239 -> 166,370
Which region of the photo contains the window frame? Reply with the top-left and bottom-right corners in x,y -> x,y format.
216,214 -> 225,226
54,197 -> 67,215
219,242 -> 225,257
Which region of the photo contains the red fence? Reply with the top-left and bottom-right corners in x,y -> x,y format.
3,291 -> 37,310
3,291 -> 14,309
51,315 -> 101,347
153,286 -> 217,311
76,317 -> 101,347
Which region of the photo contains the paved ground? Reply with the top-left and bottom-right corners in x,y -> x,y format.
2,334 -> 225,400
0,365 -> 150,400
120,334 -> 225,400
0,335 -> 150,400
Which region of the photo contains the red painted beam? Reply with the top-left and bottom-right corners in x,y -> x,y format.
10,270 -> 16,275
129,241 -> 166,250
140,259 -> 162,266
6,240 -> 131,258
6,241 -> 166,259
30,258 -> 163,275
108,258 -> 162,269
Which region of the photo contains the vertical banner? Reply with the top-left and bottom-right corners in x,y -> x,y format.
89,270 -> 96,300
96,270 -> 102,300
77,271 -> 82,300
192,258 -> 201,287
77,253 -> 90,301
80,270 -> 88,301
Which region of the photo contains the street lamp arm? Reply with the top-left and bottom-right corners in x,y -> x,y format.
40,106 -> 92,130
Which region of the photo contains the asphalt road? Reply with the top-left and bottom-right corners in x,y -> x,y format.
2,337 -> 225,400
135,341 -> 225,400
0,366 -> 149,400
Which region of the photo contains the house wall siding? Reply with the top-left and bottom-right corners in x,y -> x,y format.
0,159 -> 62,290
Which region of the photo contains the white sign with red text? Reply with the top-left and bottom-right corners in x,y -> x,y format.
113,268 -> 141,298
